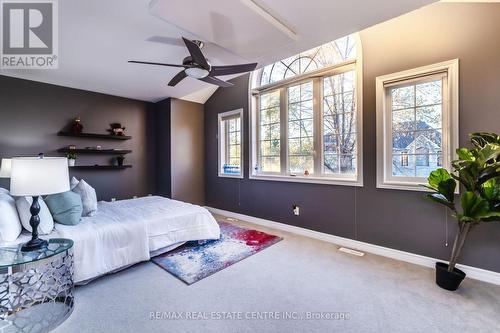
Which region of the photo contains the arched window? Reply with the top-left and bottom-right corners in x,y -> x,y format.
258,35 -> 357,87
248,34 -> 362,186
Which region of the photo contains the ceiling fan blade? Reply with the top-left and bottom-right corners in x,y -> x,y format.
182,37 -> 210,70
210,63 -> 258,76
128,60 -> 190,68
168,71 -> 187,87
199,76 -> 234,88
146,36 -> 184,47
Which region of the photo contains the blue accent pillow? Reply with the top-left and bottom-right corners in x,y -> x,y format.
45,191 -> 83,226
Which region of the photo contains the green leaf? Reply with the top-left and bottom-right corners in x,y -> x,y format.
426,193 -> 455,210
438,178 -> 457,202
428,168 -> 452,190
470,132 -> 500,149
476,143 -> 500,165
482,179 -> 500,201
460,191 -> 490,220
456,148 -> 474,161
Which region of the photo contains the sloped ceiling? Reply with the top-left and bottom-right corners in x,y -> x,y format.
0,0 -> 436,104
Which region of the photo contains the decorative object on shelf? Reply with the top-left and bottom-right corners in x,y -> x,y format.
424,132 -> 500,291
0,238 -> 74,331
70,116 -> 84,134
67,152 -> 77,167
116,155 -> 125,166
304,170 -> 310,176
0,159 -> 11,178
109,123 -> 126,136
10,155 -> 70,252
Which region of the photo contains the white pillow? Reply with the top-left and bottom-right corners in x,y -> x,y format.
16,196 -> 54,235
0,188 -> 9,195
71,178 -> 97,217
0,195 -> 22,241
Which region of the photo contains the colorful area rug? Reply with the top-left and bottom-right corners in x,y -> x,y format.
151,221 -> 282,285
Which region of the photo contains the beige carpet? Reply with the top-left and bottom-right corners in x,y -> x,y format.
53,215 -> 500,333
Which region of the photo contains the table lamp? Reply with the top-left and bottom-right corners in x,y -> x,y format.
0,159 -> 11,178
10,156 -> 70,251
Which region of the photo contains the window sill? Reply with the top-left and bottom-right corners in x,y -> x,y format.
249,173 -> 363,187
218,173 -> 244,179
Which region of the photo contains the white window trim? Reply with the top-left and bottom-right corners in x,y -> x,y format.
248,33 -> 363,187
375,59 -> 459,192
218,109 -> 244,179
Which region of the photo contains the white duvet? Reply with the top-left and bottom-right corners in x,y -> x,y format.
14,196 -> 220,283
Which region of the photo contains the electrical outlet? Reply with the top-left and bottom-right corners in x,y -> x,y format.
293,205 -> 300,216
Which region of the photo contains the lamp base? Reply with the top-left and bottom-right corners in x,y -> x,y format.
21,238 -> 48,252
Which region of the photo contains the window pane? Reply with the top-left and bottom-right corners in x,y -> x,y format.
260,91 -> 280,109
416,80 -> 441,106
324,154 -> 339,174
288,82 -> 315,174
261,107 -> 280,125
392,154 -> 416,177
416,105 -> 441,130
323,71 -> 356,174
220,113 -> 242,175
290,156 -> 314,174
261,157 -> 280,172
392,108 -> 415,132
340,154 -> 356,174
301,100 -> 313,119
259,91 -> 281,173
391,85 -> 414,110
389,76 -> 444,180
392,131 -> 415,154
289,121 -> 301,138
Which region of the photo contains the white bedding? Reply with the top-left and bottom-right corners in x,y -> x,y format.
10,196 -> 220,283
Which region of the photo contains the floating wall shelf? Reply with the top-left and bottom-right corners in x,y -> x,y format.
57,148 -> 132,155
70,165 -> 132,170
57,131 -> 132,140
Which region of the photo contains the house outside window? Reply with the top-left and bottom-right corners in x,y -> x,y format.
218,109 -> 243,178
376,60 -> 459,191
249,34 -> 363,186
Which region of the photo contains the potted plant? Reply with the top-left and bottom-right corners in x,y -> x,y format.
425,132 -> 500,291
67,152 -> 77,167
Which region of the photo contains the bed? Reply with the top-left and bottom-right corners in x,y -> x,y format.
14,196 -> 220,284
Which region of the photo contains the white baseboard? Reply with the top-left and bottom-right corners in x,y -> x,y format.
206,207 -> 500,286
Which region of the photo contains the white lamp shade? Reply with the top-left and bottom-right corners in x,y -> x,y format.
0,159 -> 11,178
10,157 -> 70,196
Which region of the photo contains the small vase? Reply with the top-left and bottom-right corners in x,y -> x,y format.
435,262 -> 466,291
68,159 -> 76,167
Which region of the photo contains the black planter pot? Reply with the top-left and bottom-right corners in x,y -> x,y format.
435,262 -> 466,291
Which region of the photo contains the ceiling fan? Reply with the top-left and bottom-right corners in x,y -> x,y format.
128,37 -> 258,88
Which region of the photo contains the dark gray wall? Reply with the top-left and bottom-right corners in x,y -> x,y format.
0,75 -> 157,201
151,98 -> 172,198
204,3 -> 500,272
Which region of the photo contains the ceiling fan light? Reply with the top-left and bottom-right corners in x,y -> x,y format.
185,67 -> 209,79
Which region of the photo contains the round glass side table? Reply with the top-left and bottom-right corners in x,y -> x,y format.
0,238 -> 74,333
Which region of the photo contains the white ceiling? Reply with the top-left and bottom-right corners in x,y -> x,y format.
0,0 -> 437,104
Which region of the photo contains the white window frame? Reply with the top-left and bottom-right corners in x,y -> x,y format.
375,59 -> 459,191
218,109 -> 244,179
248,35 -> 363,187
